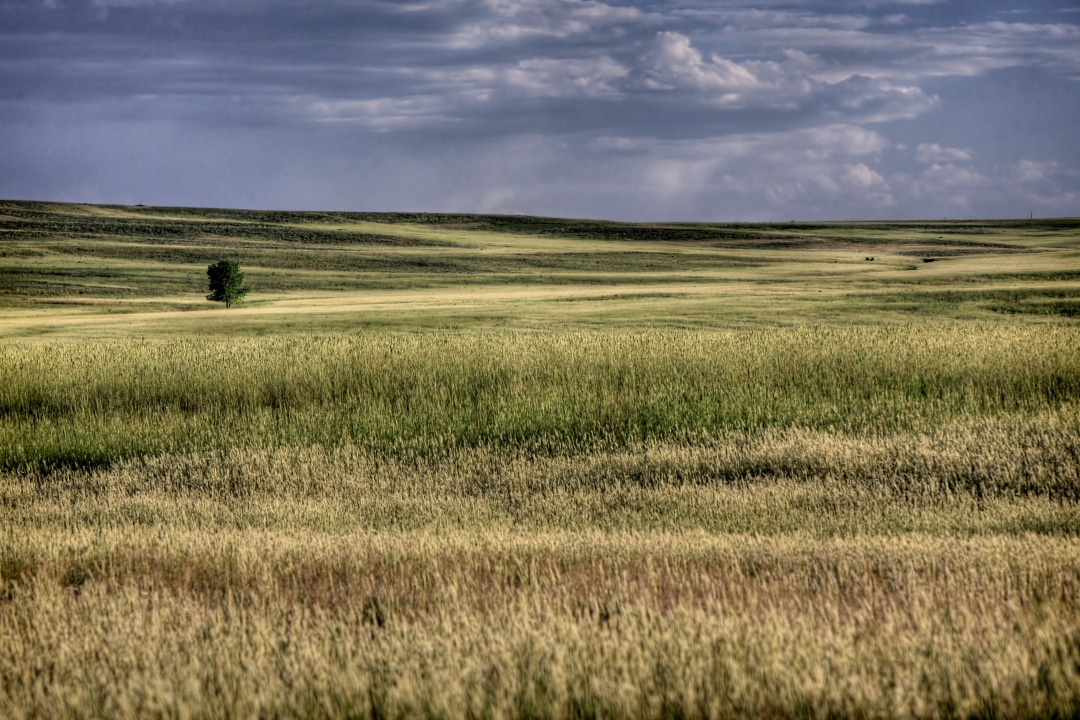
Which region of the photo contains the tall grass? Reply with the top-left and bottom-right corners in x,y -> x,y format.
2,531 -> 1079,719
3,325 -> 1079,717
4,410 -> 1079,535
2,326 -> 1078,468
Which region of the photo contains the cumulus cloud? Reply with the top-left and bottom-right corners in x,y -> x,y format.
641,32 -> 766,92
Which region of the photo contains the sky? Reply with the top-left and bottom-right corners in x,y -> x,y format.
1,0 -> 1079,221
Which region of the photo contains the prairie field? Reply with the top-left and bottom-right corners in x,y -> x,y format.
1,202 -> 1080,718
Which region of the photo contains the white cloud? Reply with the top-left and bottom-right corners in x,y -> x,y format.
883,157 -> 1080,216
1007,160 -> 1080,209
900,163 -> 991,208
497,56 -> 629,97
437,1 -> 1080,88
305,95 -> 456,129
445,0 -> 645,49
843,162 -> 887,188
630,32 -> 935,121
1015,159 -> 1051,183
916,143 -> 974,164
697,19 -> 1080,84
800,124 -> 891,158
670,8 -> 872,32
368,30 -> 937,130
577,124 -> 898,217
722,130 -> 897,212
916,22 -> 1080,79
641,32 -> 770,92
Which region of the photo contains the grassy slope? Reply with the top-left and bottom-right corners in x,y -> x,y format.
1,201 -> 1080,718
1,201 -> 1078,337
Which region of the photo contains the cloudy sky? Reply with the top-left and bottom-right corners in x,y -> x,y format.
2,0 -> 1079,220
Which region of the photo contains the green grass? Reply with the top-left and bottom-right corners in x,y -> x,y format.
2,327 -> 1078,470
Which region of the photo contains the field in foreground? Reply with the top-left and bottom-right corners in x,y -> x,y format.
1,203 -> 1079,718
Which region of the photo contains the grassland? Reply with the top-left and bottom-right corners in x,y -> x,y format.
2,201 -> 1079,336
1,201 -> 1079,718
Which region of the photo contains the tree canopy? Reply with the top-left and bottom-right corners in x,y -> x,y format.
206,259 -> 250,309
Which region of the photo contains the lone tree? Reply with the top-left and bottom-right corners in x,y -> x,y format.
206,259 -> 250,309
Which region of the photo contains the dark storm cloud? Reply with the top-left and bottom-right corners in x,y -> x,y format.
1,0 -> 1078,219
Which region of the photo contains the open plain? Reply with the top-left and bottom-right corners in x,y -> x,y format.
1,201 -> 1079,718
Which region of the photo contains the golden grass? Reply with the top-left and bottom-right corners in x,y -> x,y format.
2,531 -> 1079,719
5,408 -> 1079,535
0,329 -> 1076,715
2,204 -> 1080,717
